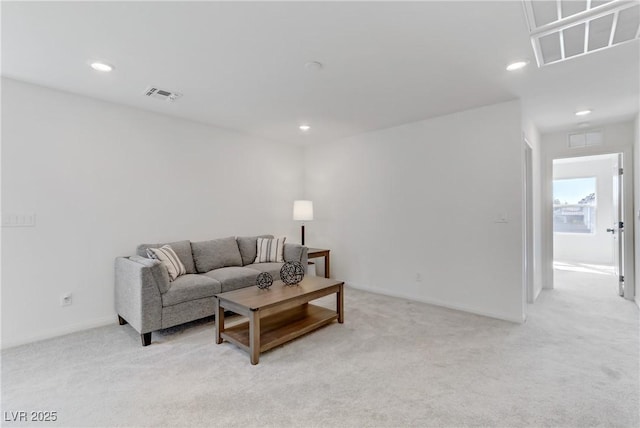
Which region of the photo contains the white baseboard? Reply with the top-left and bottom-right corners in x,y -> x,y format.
533,285 -> 542,301
346,282 -> 525,324
2,283 -> 527,349
1,314 -> 116,350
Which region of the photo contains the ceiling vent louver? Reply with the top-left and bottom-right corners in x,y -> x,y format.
522,0 -> 640,67
568,130 -> 603,148
144,87 -> 182,102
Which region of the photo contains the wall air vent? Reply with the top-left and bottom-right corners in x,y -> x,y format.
144,87 -> 182,102
568,130 -> 603,148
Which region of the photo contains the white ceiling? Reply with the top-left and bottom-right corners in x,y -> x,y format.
2,1 -> 638,144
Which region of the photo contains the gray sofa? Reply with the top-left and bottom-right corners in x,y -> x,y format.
115,235 -> 307,346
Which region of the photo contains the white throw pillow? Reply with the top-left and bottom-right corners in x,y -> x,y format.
254,237 -> 286,263
146,245 -> 186,281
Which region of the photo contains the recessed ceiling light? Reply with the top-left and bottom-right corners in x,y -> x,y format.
575,109 -> 592,116
299,124 -> 311,132
90,61 -> 114,72
506,60 -> 529,71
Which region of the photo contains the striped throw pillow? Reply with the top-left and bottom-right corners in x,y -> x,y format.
146,245 -> 186,281
254,237 -> 286,263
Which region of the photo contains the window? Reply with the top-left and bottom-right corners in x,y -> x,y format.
553,177 -> 596,234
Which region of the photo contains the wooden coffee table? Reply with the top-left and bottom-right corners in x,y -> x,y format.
214,276 -> 344,364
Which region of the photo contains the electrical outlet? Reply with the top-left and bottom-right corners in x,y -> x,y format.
60,293 -> 72,307
494,213 -> 509,223
415,273 -> 422,282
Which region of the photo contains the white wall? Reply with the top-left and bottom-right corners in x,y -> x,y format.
540,120 -> 636,299
305,100 -> 525,322
635,114 -> 640,306
522,116 -> 543,301
552,155 -> 616,264
1,78 -> 304,348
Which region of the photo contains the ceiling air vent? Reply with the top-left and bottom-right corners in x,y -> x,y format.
144,87 -> 182,102
522,0 -> 640,67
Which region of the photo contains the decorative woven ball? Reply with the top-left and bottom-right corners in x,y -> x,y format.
256,272 -> 274,289
280,261 -> 305,286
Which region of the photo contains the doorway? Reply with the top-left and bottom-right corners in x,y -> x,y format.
552,153 -> 623,297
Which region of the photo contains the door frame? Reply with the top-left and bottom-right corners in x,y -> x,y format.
523,139 -> 535,304
614,153 -> 624,296
542,145 -> 635,300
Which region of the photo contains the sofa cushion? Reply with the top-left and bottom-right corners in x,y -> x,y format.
283,243 -> 304,263
255,237 -> 286,263
244,262 -> 284,280
203,267 -> 260,293
236,234 -> 274,266
137,240 -> 196,274
146,245 -> 186,282
192,237 -> 243,273
161,274 -> 222,307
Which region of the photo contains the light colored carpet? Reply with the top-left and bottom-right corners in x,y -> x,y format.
2,270 -> 638,427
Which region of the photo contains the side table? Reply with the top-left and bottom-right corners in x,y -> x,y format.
307,248 -> 330,278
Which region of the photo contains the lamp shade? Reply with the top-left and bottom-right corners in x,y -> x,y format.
293,200 -> 314,221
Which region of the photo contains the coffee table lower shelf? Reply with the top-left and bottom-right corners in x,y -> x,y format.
221,304 -> 337,354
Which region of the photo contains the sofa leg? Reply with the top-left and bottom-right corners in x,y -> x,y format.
118,315 -> 128,326
141,333 -> 152,346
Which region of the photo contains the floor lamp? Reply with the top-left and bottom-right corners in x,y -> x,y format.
293,200 -> 313,245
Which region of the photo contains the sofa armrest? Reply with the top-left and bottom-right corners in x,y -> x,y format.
114,257 -> 163,335
284,243 -> 308,267
129,255 -> 171,294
